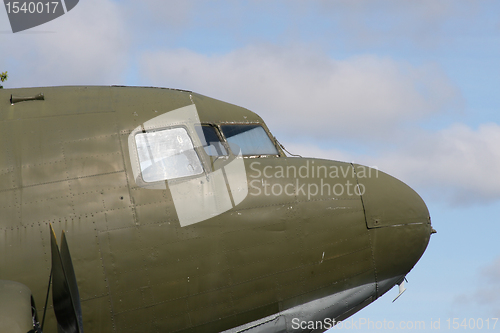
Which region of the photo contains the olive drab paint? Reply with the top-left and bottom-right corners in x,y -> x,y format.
0,86 -> 434,333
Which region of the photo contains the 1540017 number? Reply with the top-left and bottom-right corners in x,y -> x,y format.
5,2 -> 59,14
446,318 -> 498,330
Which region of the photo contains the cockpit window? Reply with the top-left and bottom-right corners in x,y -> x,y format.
196,125 -> 228,157
135,127 -> 203,182
220,124 -> 279,156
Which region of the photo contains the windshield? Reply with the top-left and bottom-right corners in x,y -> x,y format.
220,124 -> 279,156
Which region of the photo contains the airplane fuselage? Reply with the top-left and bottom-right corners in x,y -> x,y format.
0,86 -> 432,333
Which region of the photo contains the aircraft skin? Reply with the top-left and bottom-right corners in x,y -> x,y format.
0,86 -> 433,333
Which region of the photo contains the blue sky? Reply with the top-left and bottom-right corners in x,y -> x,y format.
1,1 -> 499,331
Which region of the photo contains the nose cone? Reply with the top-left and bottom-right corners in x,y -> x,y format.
355,166 -> 433,282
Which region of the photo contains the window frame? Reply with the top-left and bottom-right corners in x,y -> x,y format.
197,123 -> 230,158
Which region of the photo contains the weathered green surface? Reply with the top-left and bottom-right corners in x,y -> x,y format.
0,86 -> 432,332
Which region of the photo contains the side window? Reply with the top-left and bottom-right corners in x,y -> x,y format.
135,127 -> 203,182
220,124 -> 279,156
196,125 -> 228,157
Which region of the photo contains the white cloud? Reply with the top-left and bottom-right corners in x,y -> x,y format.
1,0 -> 129,87
370,123 -> 500,204
283,123 -> 500,205
139,45 -> 461,142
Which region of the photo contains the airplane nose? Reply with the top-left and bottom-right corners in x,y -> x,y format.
355,166 -> 433,284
